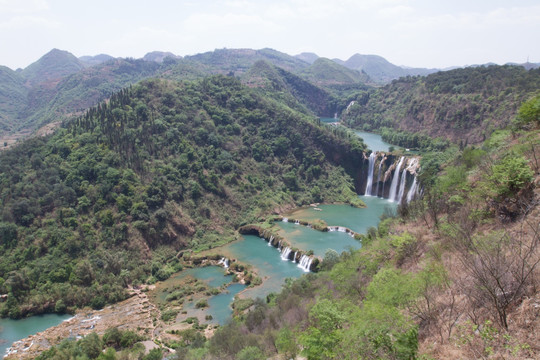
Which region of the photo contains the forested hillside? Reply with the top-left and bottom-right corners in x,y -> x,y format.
243,60 -> 338,117
344,65 -> 540,145
0,75 -> 366,318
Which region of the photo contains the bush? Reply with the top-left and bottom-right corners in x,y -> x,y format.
195,299 -> 208,308
514,94 -> 540,128
489,154 -> 533,198
161,309 -> 179,322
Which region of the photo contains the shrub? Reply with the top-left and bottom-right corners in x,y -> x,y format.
195,299 -> 208,308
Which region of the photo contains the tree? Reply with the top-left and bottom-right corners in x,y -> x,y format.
299,299 -> 345,360
451,220 -> 540,329
275,327 -> 298,359
515,94 -> 540,128
488,154 -> 533,198
80,332 -> 103,359
0,222 -> 17,247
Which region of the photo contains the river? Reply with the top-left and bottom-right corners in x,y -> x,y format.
0,314 -> 72,357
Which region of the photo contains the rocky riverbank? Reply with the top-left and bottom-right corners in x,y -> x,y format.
4,288 -> 159,359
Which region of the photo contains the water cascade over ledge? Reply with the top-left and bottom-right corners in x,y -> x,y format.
364,152 -> 376,196
388,156 -> 405,202
360,153 -> 420,203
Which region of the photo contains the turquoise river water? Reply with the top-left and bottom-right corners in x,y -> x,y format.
0,314 -> 72,357
354,130 -> 393,152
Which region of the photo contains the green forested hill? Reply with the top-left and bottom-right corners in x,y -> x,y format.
22,58 -> 166,131
20,49 -> 85,87
0,75 -> 365,318
1,48 -> 349,139
242,60 -> 338,117
185,48 -> 310,75
344,65 -> 540,145
300,58 -> 371,86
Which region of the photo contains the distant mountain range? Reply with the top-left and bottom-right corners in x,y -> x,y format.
1,47 -> 538,143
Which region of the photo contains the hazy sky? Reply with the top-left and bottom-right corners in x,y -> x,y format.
1,0 -> 539,70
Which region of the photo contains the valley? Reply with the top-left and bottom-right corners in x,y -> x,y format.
0,46 -> 538,360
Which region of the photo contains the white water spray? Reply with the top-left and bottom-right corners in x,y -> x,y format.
281,247 -> 292,261
396,168 -> 407,204
365,152 -> 376,196
388,157 -> 405,202
406,176 -> 418,203
375,158 -> 383,197
298,255 -> 312,272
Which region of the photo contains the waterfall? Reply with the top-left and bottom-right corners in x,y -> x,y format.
375,158 -> 383,197
365,152 -> 376,196
396,168 -> 407,204
282,217 -> 288,222
298,255 -> 312,272
388,157 -> 405,202
406,176 -> 418,203
277,240 -> 282,251
346,100 -> 356,112
281,247 -> 292,261
218,257 -> 229,268
293,251 -> 298,263
294,220 -> 300,225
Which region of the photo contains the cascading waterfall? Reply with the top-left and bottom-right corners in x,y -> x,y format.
281,247 -> 292,261
282,217 -> 288,222
268,235 -> 274,247
346,100 -> 356,112
293,251 -> 298,263
298,255 -> 312,272
375,158 -> 383,197
218,257 -> 229,268
277,240 -> 282,251
388,157 -> 405,202
365,152 -> 376,196
396,168 -> 408,204
406,176 -> 418,203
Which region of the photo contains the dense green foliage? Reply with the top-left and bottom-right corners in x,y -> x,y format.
36,328 -> 147,360
514,93 -> 540,128
344,65 -> 540,143
0,75 -> 365,317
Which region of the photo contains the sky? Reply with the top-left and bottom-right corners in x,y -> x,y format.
1,0 -> 539,70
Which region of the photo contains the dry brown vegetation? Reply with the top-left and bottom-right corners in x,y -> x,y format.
393,149 -> 540,359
